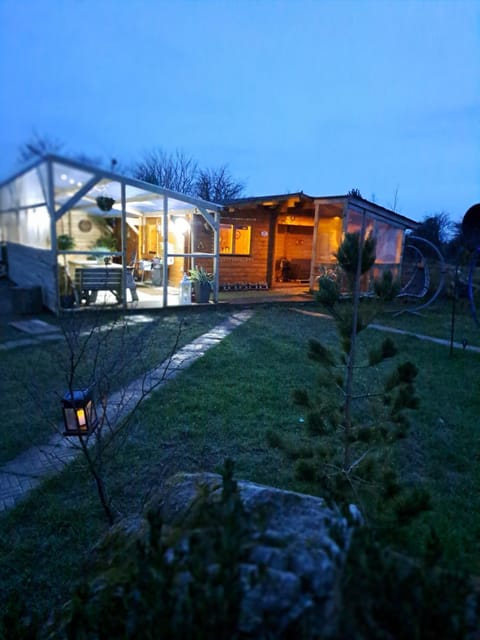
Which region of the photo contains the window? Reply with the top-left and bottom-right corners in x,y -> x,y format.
375,223 -> 402,263
220,224 -> 252,255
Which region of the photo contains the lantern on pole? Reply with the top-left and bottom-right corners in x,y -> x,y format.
61,388 -> 98,436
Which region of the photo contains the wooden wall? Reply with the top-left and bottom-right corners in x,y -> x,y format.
210,205 -> 321,288
219,211 -> 271,286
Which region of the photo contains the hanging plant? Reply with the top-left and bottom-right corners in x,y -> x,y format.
57,234 -> 75,251
96,196 -> 115,212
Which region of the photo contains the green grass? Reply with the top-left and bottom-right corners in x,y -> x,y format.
375,296 -> 480,348
0,308 -> 231,465
0,300 -> 479,626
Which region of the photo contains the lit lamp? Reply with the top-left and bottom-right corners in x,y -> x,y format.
179,273 -> 192,305
172,216 -> 190,235
61,388 -> 98,436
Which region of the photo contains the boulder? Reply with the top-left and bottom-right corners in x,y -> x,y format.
147,472 -> 354,638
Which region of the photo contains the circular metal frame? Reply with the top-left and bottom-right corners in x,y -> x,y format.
468,248 -> 480,327
395,235 -> 445,315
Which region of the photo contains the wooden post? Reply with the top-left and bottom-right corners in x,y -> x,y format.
309,201 -> 321,290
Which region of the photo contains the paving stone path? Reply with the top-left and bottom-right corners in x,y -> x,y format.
368,323 -> 480,354
0,310 -> 254,513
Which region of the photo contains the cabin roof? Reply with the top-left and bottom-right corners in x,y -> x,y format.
224,191 -> 418,229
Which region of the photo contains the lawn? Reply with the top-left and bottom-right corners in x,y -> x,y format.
0,307 -> 232,465
376,294 -> 480,349
0,299 -> 479,630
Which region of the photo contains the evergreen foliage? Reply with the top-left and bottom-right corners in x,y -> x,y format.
373,269 -> 401,300
41,460 -> 248,640
264,230 -> 477,636
282,232 -> 428,533
334,231 -> 376,282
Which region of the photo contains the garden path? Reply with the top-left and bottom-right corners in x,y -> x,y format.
0,310 -> 254,513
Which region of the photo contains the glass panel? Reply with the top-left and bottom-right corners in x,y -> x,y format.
234,226 -> 251,255
19,205 -> 50,249
63,408 -> 78,432
53,161 -> 96,212
346,209 -> 374,237
0,167 -> 46,212
0,167 -> 50,247
346,210 -> 363,233
316,218 -> 342,261
220,224 -> 233,254
375,223 -> 402,263
57,208 -> 120,257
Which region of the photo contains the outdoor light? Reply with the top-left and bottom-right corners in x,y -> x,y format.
61,388 -> 98,436
172,216 -> 190,235
179,273 -> 192,305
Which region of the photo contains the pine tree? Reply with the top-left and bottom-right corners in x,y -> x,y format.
277,231 -> 426,533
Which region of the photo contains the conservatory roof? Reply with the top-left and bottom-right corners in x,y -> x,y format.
0,154 -> 222,218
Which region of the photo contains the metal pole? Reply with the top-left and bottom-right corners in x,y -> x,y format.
121,182 -> 127,312
163,195 -> 169,308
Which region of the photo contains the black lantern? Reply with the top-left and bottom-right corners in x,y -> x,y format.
61,388 -> 98,436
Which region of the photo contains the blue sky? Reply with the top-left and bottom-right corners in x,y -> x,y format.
0,0 -> 478,222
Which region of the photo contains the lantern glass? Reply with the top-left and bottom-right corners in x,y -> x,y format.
63,407 -> 78,432
62,388 -> 98,436
85,400 -> 98,429
179,274 -> 192,305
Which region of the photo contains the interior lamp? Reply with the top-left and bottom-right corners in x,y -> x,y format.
61,388 -> 98,436
179,273 -> 192,305
173,216 -> 190,235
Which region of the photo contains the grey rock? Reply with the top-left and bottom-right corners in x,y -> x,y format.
148,472 -> 355,638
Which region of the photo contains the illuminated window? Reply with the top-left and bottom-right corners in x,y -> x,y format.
220,224 -> 251,255
220,224 -> 233,253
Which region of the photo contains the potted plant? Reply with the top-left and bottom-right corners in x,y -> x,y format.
57,234 -> 76,308
57,234 -> 75,251
58,266 -> 75,308
189,266 -> 213,303
96,196 -> 115,211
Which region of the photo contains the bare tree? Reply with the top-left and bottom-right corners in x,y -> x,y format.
132,148 -> 198,195
17,131 -> 65,163
17,132 -> 109,169
53,311 -> 188,524
132,149 -> 245,202
195,165 -> 245,203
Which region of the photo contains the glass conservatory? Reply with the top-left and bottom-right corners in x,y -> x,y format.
0,155 -> 222,313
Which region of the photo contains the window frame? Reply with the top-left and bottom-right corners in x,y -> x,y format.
220,223 -> 252,256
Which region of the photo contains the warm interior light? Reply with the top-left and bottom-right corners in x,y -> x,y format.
76,408 -> 87,428
287,197 -> 300,208
174,217 -> 190,235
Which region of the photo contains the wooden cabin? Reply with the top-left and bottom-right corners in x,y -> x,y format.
210,192 -> 417,291
0,155 -> 417,313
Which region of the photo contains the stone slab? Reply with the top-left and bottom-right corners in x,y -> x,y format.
9,319 -> 60,335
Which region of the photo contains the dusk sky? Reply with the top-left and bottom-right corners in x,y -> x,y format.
0,0 -> 478,222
